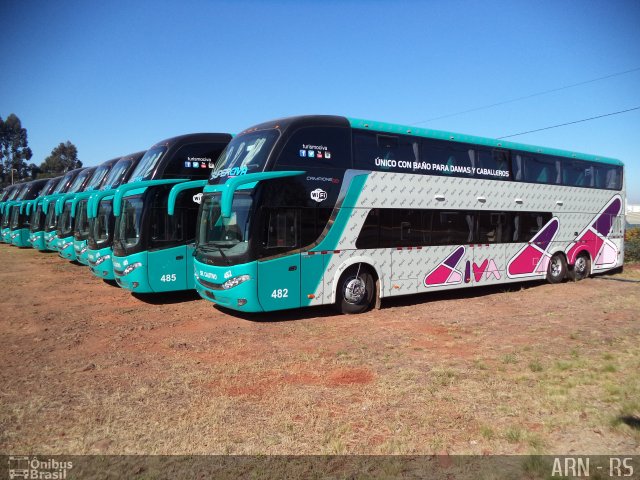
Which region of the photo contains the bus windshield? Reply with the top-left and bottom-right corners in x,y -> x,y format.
9,206 -> 21,229
210,130 -> 279,180
75,200 -> 91,239
57,203 -> 74,237
88,200 -> 113,249
29,204 -> 44,232
84,165 -> 112,191
198,193 -> 253,257
67,170 -> 92,193
128,147 -> 167,182
101,159 -> 132,189
52,172 -> 76,194
114,196 -> 144,252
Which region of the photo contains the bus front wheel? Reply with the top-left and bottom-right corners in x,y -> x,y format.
547,253 -> 567,284
335,265 -> 375,314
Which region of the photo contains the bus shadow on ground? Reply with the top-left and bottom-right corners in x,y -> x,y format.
618,415 -> 640,430
220,280 -> 548,323
222,269 -> 628,323
132,290 -> 202,305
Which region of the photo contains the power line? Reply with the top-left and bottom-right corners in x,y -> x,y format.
410,66 -> 640,125
497,106 -> 640,139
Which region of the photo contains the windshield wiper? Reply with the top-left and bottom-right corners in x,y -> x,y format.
200,243 -> 231,265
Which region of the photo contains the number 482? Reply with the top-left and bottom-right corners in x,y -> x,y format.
271,288 -> 288,299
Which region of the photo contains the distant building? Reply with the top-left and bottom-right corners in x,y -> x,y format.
626,204 -> 640,227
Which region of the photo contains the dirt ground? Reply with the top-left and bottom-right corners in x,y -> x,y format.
0,243 -> 638,455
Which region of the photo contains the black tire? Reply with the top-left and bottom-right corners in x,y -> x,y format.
335,265 -> 376,314
571,253 -> 591,281
547,253 -> 567,284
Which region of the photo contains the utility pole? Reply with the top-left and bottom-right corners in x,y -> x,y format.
11,168 -> 18,184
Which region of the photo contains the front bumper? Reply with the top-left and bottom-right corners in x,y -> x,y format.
113,251 -> 153,293
88,247 -> 115,280
193,258 -> 262,312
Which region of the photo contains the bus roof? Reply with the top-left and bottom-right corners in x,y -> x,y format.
347,117 -> 623,167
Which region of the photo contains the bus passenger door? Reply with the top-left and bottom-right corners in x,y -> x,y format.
257,208 -> 301,311
148,244 -> 189,292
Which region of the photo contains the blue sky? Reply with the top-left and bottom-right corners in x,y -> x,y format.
2,0 -> 639,201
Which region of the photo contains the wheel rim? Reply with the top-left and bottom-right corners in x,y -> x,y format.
344,276 -> 366,304
575,257 -> 587,274
550,257 -> 562,277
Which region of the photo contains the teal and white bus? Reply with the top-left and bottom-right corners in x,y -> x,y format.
1,185 -> 23,243
9,178 -> 57,247
192,115 -> 624,314
110,133 -> 231,293
41,168 -> 86,251
86,151 -> 145,277
77,152 -> 145,266
55,158 -> 120,261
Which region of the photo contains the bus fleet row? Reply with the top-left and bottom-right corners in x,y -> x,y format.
0,115 -> 626,314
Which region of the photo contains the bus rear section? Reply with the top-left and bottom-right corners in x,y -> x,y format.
110,133 -> 231,293
192,115 -> 625,314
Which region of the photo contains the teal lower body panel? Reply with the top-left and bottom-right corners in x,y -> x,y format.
113,251 -> 153,293
88,247 -> 115,280
30,231 -> 46,250
193,258 -> 263,312
58,236 -> 76,261
43,231 -> 59,252
114,245 -> 194,294
10,228 -> 30,247
74,240 -> 89,265
1,228 -> 10,243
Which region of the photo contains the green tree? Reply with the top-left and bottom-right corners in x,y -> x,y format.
38,141 -> 82,177
0,113 -> 33,186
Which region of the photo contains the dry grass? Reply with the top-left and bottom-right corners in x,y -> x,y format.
0,244 -> 639,456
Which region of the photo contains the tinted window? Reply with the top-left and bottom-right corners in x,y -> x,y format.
300,207 -> 333,247
523,155 -> 561,184
422,140 -> 475,177
211,130 -> 278,181
477,212 -> 512,243
593,164 -> 622,190
164,142 -> 228,178
148,188 -> 200,249
355,209 -> 380,249
513,212 -> 552,242
263,208 -> 298,250
563,160 -> 593,187
278,127 -> 351,169
353,131 -> 419,173
431,211 -> 474,245
129,147 -> 167,182
475,149 -> 511,180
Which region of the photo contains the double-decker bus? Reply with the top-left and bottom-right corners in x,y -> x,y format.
55,158 -> 120,261
192,115 -> 624,314
76,152 -> 145,266
8,179 -> 55,247
41,168 -> 86,251
86,151 -> 145,277
110,133 -> 231,292
1,185 -> 22,242
25,176 -> 63,249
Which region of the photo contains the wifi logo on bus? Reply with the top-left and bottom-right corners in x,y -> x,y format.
310,189 -> 327,203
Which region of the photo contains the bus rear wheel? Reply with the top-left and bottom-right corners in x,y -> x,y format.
571,253 -> 591,281
335,265 -> 375,314
546,253 -> 567,284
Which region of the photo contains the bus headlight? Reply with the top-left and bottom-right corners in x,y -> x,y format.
61,241 -> 73,250
94,254 -> 111,265
222,274 -> 251,290
122,262 -> 143,276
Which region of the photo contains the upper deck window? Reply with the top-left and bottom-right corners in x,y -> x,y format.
210,129 -> 279,180
129,146 -> 167,182
277,126 -> 351,169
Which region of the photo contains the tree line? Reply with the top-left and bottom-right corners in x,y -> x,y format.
0,113 -> 83,189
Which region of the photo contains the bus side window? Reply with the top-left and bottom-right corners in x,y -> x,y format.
265,208 -> 299,249
431,211 -> 475,245
563,160 -> 591,187
524,155 -> 561,184
353,131 -> 418,172
477,212 -> 510,243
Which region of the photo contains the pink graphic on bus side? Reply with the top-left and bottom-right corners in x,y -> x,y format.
507,217 -> 559,278
424,246 -> 466,287
565,195 -> 621,269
